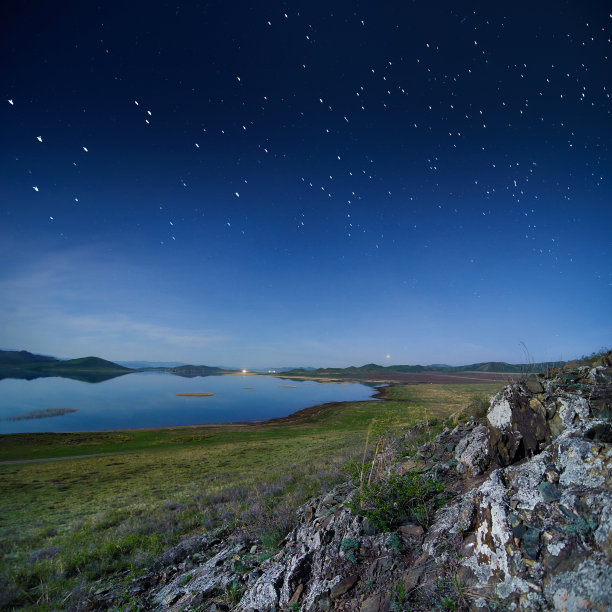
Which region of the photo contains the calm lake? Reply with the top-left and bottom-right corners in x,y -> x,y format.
0,372 -> 379,434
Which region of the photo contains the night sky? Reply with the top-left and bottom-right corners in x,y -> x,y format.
1,1 -> 610,368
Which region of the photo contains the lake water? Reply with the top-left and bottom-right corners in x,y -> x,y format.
0,372 -> 379,434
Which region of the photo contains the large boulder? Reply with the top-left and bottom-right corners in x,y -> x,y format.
487,382 -> 551,466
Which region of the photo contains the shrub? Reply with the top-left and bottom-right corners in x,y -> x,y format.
389,580 -> 409,611
223,580 -> 244,606
340,537 -> 360,563
347,471 -> 444,531
386,533 -> 402,552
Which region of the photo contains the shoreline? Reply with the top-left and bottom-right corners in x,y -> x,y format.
0,385 -> 392,465
0,373 -> 506,438
0,379 -> 506,465
0,384 -> 390,438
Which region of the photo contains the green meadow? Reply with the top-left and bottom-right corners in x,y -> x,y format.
0,382 -> 503,610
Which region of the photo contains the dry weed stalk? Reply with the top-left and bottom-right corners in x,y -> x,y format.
359,420 -> 374,495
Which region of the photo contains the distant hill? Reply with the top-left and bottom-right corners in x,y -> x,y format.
445,361 -> 565,373
116,360 -> 188,369
0,350 -> 133,383
167,364 -> 228,377
0,350 -> 57,364
45,356 -> 133,372
138,364 -> 232,377
269,366 -> 317,372
280,360 -> 565,378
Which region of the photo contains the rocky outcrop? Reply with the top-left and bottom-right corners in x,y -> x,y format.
100,364 -> 611,611
454,423 -> 490,476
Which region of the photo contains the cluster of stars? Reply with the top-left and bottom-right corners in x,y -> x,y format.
3,5 -> 610,278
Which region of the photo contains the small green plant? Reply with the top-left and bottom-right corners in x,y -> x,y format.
441,595 -> 457,610
340,537 -> 360,550
389,580 -> 409,611
562,510 -> 597,538
223,580 -> 244,606
288,603 -> 301,611
231,558 -> 250,574
179,571 -> 192,586
362,577 -> 376,593
347,471 -> 444,531
340,537 -> 360,563
386,533 -> 402,552
255,550 -> 275,563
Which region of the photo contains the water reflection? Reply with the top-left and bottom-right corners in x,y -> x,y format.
0,372 -> 378,434
0,368 -> 130,384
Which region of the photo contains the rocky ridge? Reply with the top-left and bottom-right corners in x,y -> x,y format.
98,363 -> 611,611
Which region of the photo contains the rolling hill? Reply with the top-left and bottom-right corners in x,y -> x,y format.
0,350 -> 133,383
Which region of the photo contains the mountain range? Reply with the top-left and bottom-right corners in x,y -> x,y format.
279,360 -> 565,378
0,350 -> 566,383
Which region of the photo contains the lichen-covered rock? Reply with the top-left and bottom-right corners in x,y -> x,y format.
544,557 -> 612,611
459,470 -> 526,592
238,483 -> 376,611
487,385 -> 551,466
151,541 -> 244,610
454,424 -> 490,476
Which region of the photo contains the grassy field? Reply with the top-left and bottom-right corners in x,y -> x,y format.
0,381 -> 503,610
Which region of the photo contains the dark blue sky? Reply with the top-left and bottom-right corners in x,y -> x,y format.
1,1 -> 610,367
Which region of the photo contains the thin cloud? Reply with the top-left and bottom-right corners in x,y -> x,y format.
68,315 -> 228,348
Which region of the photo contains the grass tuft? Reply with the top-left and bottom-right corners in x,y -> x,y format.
347,470 -> 445,531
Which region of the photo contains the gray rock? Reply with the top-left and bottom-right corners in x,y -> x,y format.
361,517 -> 376,536
330,573 -> 358,597
545,558 -> 612,611
521,527 -> 540,560
525,373 -> 544,394
454,424 -> 490,476
487,386 -> 551,466
537,480 -> 561,502
360,594 -> 382,612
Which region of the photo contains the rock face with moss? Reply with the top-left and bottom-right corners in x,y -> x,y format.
111,364 -> 611,611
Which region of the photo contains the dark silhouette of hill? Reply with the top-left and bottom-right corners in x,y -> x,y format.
0,350 -> 57,364
137,364 -> 232,377
0,351 -> 133,383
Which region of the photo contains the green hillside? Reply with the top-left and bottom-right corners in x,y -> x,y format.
45,356 -> 132,372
